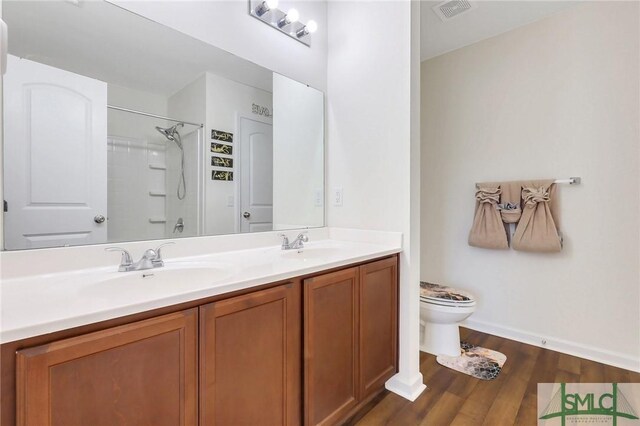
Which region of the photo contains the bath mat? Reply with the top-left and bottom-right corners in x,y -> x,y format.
436,342 -> 506,380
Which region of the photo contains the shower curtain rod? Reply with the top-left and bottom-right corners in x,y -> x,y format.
107,105 -> 204,128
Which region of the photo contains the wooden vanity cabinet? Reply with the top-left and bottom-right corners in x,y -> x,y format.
199,282 -> 301,426
15,309 -> 198,426
304,257 -> 398,426
7,255 -> 398,426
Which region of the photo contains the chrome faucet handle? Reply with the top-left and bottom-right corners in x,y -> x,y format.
278,233 -> 290,249
105,247 -> 134,271
296,232 -> 309,242
153,241 -> 175,266
153,242 -> 175,263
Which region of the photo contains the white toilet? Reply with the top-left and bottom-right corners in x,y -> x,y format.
419,282 -> 476,357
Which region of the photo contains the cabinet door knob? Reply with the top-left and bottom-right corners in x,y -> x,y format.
243,212 -> 251,219
94,215 -> 106,224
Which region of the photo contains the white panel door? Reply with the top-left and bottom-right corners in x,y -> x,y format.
3,56 -> 108,249
239,118 -> 273,233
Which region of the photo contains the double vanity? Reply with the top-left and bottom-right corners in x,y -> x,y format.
0,229 -> 401,426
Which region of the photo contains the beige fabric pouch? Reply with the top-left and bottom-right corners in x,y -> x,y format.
512,180 -> 562,252
468,186 -> 509,250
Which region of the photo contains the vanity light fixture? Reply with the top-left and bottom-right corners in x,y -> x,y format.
249,0 -> 316,47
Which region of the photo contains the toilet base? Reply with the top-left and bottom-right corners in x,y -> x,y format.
420,322 -> 462,357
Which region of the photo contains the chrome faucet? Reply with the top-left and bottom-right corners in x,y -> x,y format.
280,232 -> 309,250
105,242 -> 175,272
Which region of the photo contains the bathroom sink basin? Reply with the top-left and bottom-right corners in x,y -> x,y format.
79,262 -> 230,298
280,247 -> 341,261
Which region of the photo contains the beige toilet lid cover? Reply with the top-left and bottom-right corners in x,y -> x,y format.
420,281 -> 474,303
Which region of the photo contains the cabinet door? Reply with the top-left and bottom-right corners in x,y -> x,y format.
359,257 -> 398,400
304,267 -> 359,426
16,309 -> 198,426
200,283 -> 301,426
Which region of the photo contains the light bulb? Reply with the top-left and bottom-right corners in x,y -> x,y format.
296,19 -> 318,38
278,7 -> 300,28
306,20 -> 318,33
286,8 -> 300,23
255,0 -> 278,17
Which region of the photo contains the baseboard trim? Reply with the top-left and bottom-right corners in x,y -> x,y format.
385,372 -> 427,401
463,318 -> 640,373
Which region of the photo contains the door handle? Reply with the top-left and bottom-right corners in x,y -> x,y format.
94,215 -> 106,224
243,212 -> 251,219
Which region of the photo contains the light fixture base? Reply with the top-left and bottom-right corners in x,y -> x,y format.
248,0 -> 312,47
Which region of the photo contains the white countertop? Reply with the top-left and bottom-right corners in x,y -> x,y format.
0,229 -> 402,343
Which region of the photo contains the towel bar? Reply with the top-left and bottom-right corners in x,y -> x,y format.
554,177 -> 581,185
475,177 -> 581,189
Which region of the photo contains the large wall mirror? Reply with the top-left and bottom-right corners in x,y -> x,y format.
2,0 -> 324,250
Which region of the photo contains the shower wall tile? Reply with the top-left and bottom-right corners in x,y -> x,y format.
107,136 -> 167,243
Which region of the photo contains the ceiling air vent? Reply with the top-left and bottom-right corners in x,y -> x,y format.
432,0 -> 477,22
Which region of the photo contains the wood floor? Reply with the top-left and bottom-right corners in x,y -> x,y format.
349,328 -> 640,426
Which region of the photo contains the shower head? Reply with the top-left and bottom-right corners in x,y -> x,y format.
155,123 -> 184,144
155,125 -> 175,141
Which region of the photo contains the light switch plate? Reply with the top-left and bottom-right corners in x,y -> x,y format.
314,189 -> 323,207
333,187 -> 343,207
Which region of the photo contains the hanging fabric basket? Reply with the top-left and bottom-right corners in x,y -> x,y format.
468,186 -> 509,250
512,182 -> 562,252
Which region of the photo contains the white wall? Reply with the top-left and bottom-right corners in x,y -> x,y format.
108,84 -> 167,118
326,1 -> 425,400
167,74 -> 206,126
205,72 -> 273,235
109,0 -> 327,92
421,2 -> 640,370
272,73 -> 324,230
0,0 -> 4,250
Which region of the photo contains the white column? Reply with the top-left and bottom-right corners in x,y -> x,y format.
385,0 -> 426,402
0,0 -> 4,251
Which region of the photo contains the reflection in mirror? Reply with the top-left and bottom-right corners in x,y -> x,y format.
2,0 -> 324,250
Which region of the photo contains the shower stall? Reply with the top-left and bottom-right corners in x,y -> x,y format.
106,106 -> 204,243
